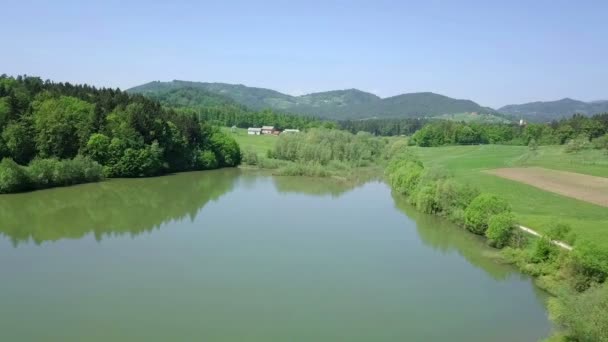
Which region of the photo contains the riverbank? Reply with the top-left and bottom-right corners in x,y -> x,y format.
385,149 -> 608,341
413,145 -> 608,249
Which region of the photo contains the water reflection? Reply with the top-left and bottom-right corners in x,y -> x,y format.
272,175 -> 371,197
391,191 -> 518,281
0,169 -> 240,245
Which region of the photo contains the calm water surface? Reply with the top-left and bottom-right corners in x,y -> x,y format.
0,169 -> 551,341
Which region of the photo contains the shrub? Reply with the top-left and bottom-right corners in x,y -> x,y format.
530,238 -> 559,263
464,194 -> 511,235
256,156 -> 285,169
242,148 -> 259,165
52,156 -> 102,185
486,212 -> 515,248
568,242 -> 608,291
564,135 -> 592,153
548,283 -> 608,341
434,179 -> 479,217
592,134 -> 608,150
415,183 -> 440,214
196,150 -> 219,170
547,222 -> 576,245
387,153 -> 425,196
274,128 -> 383,166
0,158 -> 30,193
27,158 -> 60,188
383,139 -> 409,160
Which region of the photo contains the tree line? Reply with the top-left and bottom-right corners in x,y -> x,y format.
0,75 -> 241,193
338,118 -> 428,136
181,106 -> 335,130
409,114 -> 608,148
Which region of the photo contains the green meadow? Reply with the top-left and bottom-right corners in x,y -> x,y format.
222,127 -> 278,157
412,145 -> 608,247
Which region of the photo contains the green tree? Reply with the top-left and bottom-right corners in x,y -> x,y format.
1,120 -> 36,164
485,212 -> 515,248
196,150 -> 219,169
464,194 -> 511,235
210,130 -> 241,167
33,96 -> 94,158
0,158 -> 30,193
84,133 -> 112,165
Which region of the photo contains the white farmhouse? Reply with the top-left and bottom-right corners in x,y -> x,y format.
248,127 -> 262,135
261,126 -> 275,135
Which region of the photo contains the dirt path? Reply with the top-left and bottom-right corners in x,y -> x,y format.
487,167 -> 608,207
518,225 -> 573,250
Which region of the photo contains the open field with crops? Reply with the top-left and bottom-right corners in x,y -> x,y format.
412,145 -> 608,247
487,167 -> 608,208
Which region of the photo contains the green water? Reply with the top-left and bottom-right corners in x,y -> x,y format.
0,169 -> 551,341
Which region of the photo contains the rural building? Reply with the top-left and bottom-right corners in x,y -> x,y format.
248,127 -> 262,135
261,126 -> 275,135
282,129 -> 300,134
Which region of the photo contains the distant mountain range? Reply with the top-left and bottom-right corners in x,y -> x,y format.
498,98 -> 608,121
128,80 -> 501,120
128,80 -> 606,122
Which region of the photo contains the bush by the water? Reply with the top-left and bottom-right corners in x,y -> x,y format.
548,283 -> 608,342
0,156 -> 103,193
386,150 -> 480,222
486,212 -> 515,248
464,194 -> 511,235
0,158 -> 30,193
384,146 -> 608,342
273,128 -> 384,166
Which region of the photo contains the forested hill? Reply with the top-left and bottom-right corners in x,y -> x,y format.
499,98 -> 608,122
0,75 -> 241,193
127,80 -> 498,120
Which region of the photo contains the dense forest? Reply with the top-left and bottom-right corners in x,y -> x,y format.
0,75 -> 241,193
338,118 -> 428,136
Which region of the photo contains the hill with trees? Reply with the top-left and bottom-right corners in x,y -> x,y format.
499,98 -> 608,122
128,80 -> 500,120
0,75 -> 241,193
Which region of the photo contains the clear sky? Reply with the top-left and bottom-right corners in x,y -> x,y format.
1,0 -> 606,108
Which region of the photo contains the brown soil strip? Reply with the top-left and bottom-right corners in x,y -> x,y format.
486,167 -> 608,207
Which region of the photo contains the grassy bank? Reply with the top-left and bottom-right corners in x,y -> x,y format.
386,147 -> 608,341
412,145 -> 608,248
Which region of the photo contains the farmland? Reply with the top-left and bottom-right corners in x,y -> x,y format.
412,145 -> 608,247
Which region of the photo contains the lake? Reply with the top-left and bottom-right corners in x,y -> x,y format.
0,169 -> 552,341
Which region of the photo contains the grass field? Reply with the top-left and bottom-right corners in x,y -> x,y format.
412,145 -> 608,247
222,127 -> 278,157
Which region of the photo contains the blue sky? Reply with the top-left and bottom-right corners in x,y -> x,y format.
1,0 -> 606,108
